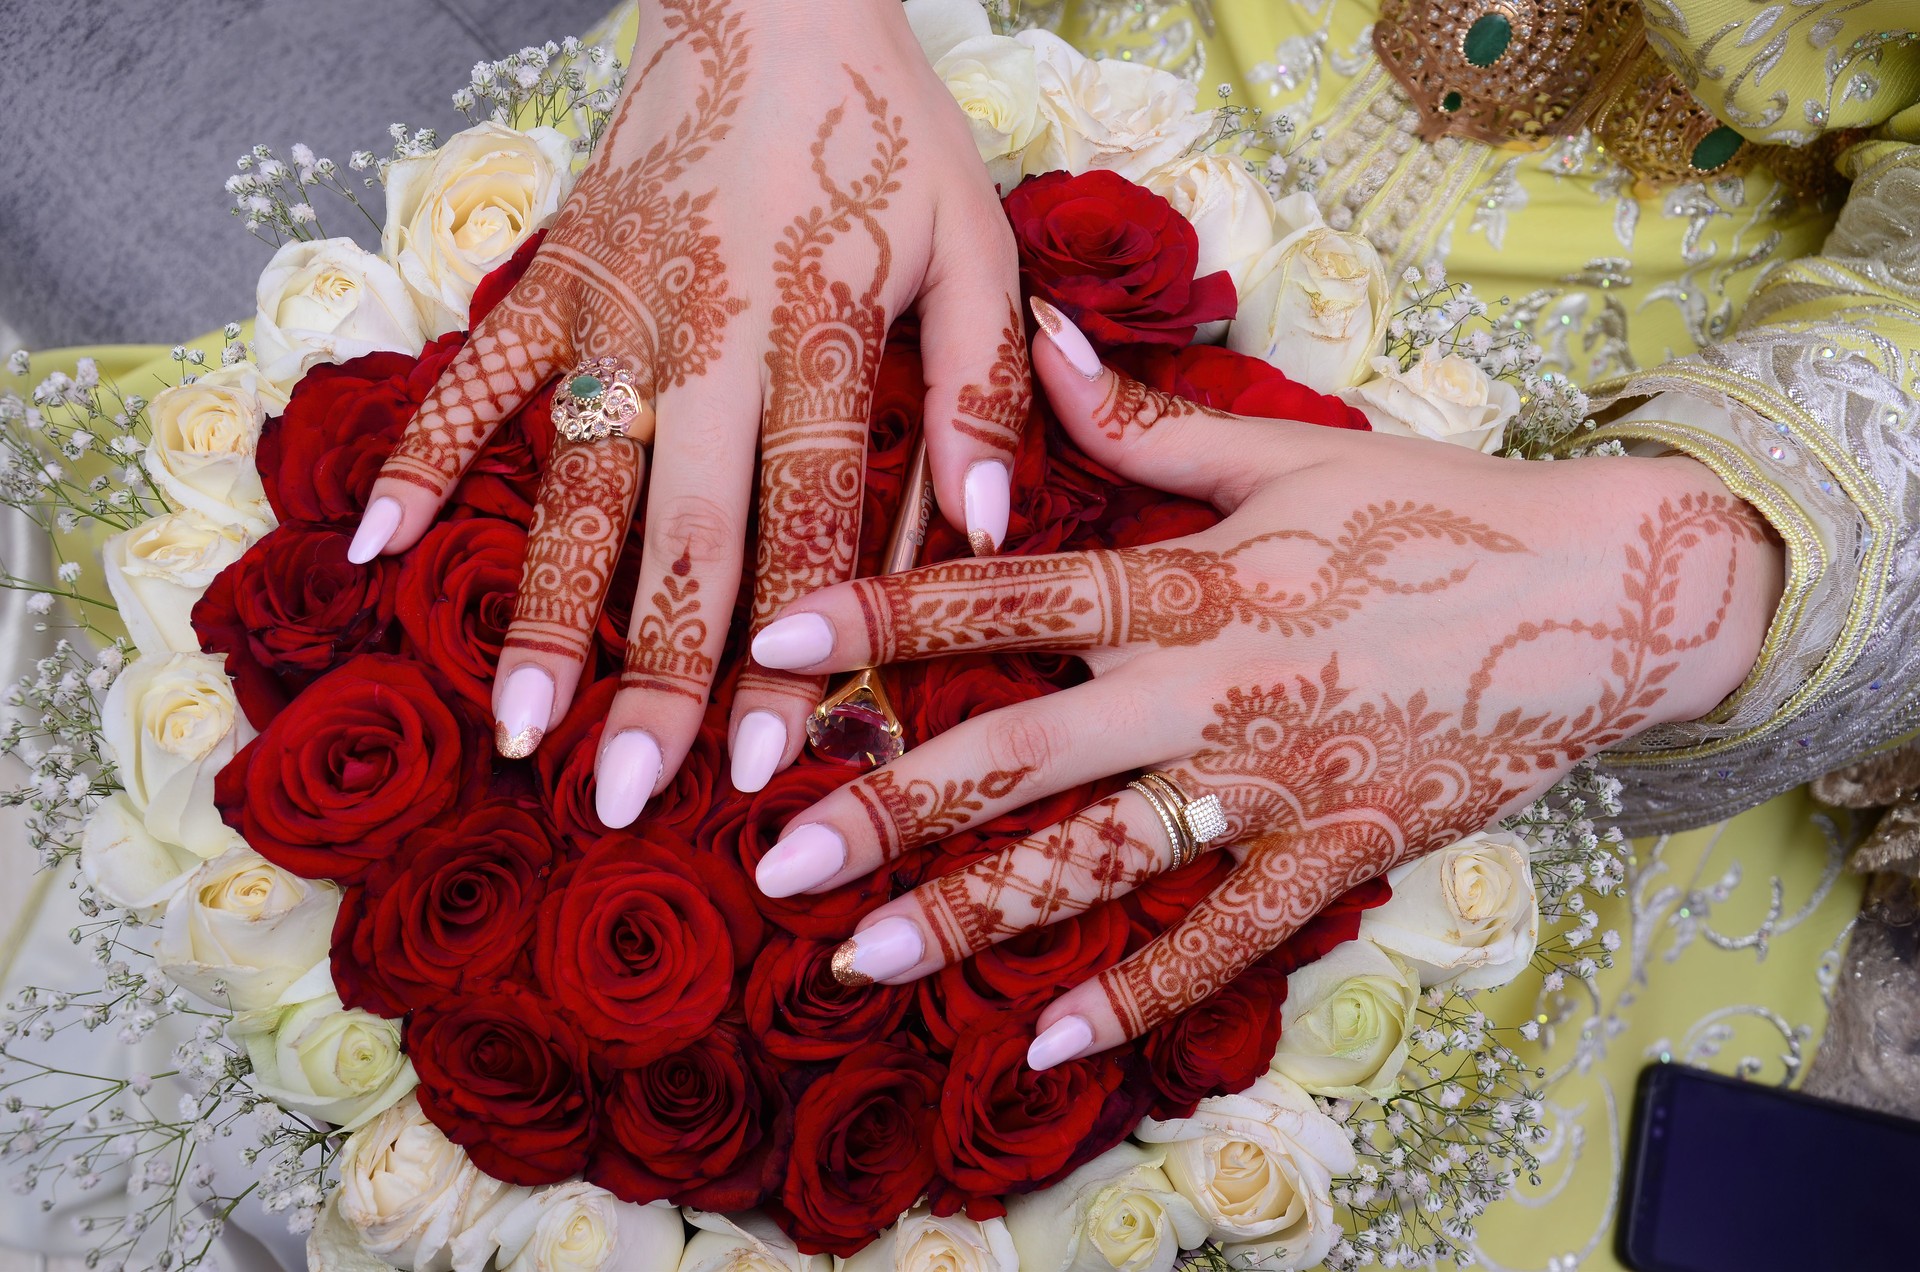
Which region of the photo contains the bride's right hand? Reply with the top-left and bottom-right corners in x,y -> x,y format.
352,0 -> 1027,826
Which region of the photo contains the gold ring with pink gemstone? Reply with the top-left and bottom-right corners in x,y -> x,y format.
553,357 -> 652,444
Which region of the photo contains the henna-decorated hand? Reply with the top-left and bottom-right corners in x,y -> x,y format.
744,298 -> 1785,1069
350,0 -> 1028,824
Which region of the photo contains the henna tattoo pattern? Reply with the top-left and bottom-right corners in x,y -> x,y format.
1094,495 -> 1768,1036
847,765 -> 1032,857
1092,372 -> 1230,441
385,0 -> 749,500
621,547 -> 713,700
507,440 -> 644,659
952,297 -> 1031,456
739,70 -> 906,707
915,798 -> 1159,965
849,503 -> 1523,662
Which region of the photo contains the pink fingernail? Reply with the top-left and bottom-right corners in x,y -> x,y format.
751,613 -> 834,670
494,665 -> 554,758
731,711 -> 788,794
829,917 -> 924,986
595,729 -> 662,829
347,497 -> 401,564
1027,1015 -> 1094,1071
755,823 -> 846,898
964,460 -> 1010,557
1029,297 -> 1102,380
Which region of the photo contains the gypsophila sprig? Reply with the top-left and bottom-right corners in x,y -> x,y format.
455,37 -> 626,152
1,640 -> 126,870
225,143 -> 380,246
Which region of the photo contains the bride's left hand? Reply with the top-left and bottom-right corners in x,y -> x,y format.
744,299 -> 1784,1069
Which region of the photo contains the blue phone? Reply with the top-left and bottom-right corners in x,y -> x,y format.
1619,1062 -> 1916,1271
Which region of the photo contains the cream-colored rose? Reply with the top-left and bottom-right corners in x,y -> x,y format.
1019,30 -> 1212,181
1361,830 -> 1540,991
1344,348 -> 1521,454
102,510 -> 253,656
101,652 -> 254,855
1270,938 -> 1419,1101
254,237 -> 426,391
80,793 -> 201,914
475,1182 -> 684,1272
1142,153 -> 1280,298
1227,204 -> 1389,393
842,1207 -> 1018,1272
156,847 -> 340,1010
905,1 -> 1044,189
382,121 -> 575,335
229,961 -> 417,1130
1135,1074 -> 1354,1270
678,1211 -> 830,1272
331,1093 -> 530,1272
142,363 -> 282,535
1004,1142 -> 1207,1272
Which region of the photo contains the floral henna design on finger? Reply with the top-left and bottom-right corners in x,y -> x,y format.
507,440 -> 644,660
621,547 -> 714,701
846,765 -> 1032,858
739,69 -> 905,709
1091,372 -> 1231,441
951,297 -> 1031,457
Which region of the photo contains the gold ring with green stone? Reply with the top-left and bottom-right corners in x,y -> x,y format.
553,357 -> 651,444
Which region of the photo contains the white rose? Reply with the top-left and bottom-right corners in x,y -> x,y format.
1360,830 -> 1540,990
905,2 -> 1044,190
678,1211 -> 830,1272
156,847 -> 340,1010
1004,1142 -> 1208,1272
841,1207 -> 1017,1272
382,121 -> 576,335
480,1182 -> 683,1272
1142,153 -> 1279,298
332,1094 -> 530,1272
1270,938 -> 1419,1101
254,237 -> 426,392
80,793 -> 201,914
1344,347 -> 1521,454
1019,30 -> 1212,181
102,510 -> 253,656
142,363 -> 282,534
229,960 -> 417,1130
100,651 -> 254,854
1135,1074 -> 1354,1270
1227,202 -> 1389,393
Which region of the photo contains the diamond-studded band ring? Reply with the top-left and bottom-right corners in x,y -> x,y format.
552,357 -> 653,445
1128,772 -> 1229,871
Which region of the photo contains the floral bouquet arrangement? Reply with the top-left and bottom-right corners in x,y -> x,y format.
1,5 -> 1621,1271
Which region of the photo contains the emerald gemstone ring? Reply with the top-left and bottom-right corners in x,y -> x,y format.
552,357 -> 652,444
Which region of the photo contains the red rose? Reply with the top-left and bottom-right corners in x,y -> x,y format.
918,905 -> 1130,1050
1122,852 -> 1236,943
330,798 -> 559,1018
257,333 -> 464,525
1097,484 -> 1221,550
778,1041 -> 947,1257
933,1015 -> 1148,1211
394,516 -> 526,709
855,337 -> 926,578
648,717 -> 728,842
533,677 -> 621,851
407,979 -> 594,1185
445,409 -> 545,526
1140,960 -> 1288,1118
215,654 -> 490,882
532,830 -> 765,1066
744,935 -> 913,1063
467,229 -> 546,329
1128,343 -> 1369,430
591,1021 -> 791,1212
1004,170 -> 1236,352
192,523 -> 399,727
702,760 -> 895,940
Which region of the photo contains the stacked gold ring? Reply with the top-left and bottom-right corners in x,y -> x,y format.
1128,771 -> 1229,870
553,357 -> 653,444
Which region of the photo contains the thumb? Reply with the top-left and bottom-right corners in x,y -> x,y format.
1029,296 -> 1317,511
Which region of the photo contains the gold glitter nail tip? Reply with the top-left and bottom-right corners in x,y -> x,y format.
830,940 -> 872,988
495,724 -> 545,759
968,529 -> 998,558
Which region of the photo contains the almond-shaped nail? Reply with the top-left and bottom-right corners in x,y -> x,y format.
750,613 -> 835,670
731,710 -> 788,794
347,496 -> 402,564
1026,1015 -> 1094,1071
829,917 -> 925,987
964,460 -> 1010,557
595,729 -> 662,829
1029,296 -> 1102,380
494,665 -> 554,758
755,822 -> 846,898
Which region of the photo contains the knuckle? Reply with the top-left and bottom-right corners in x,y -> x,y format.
986,711 -> 1068,775
649,493 -> 740,563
